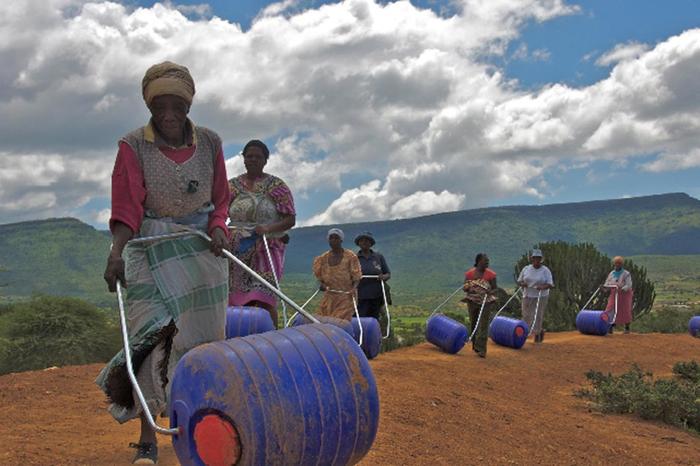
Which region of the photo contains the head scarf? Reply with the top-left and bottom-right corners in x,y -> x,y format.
142,61 -> 195,106
354,231 -> 375,247
327,228 -> 344,241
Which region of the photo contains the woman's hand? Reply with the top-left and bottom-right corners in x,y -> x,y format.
210,227 -> 228,257
254,224 -> 270,235
104,254 -> 125,292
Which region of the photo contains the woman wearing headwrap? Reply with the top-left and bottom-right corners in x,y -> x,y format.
227,140 -> 296,327
462,253 -> 498,358
98,61 -> 229,465
312,228 -> 362,321
604,256 -> 634,334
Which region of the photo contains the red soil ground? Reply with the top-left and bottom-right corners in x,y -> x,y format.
1,331 -> 698,465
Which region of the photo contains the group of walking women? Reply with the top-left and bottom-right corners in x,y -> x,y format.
95,61 -> 634,464
462,250 -> 634,358
96,61 -> 391,464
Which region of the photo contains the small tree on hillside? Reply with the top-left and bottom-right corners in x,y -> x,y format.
513,241 -> 655,331
0,295 -> 121,375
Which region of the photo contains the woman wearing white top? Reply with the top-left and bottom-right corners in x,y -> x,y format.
517,249 -> 554,343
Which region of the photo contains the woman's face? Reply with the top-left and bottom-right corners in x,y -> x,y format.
328,234 -> 342,249
613,260 -> 623,270
531,256 -> 543,267
358,238 -> 372,250
243,146 -> 267,176
478,255 -> 490,269
149,95 -> 189,142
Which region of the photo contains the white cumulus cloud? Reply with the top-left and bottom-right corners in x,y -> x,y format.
0,0 -> 698,227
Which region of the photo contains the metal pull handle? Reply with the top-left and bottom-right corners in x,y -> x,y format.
116,280 -> 180,436
360,275 -> 391,339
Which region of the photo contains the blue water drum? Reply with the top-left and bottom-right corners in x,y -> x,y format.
576,310 -> 610,336
351,317 -> 382,360
489,316 -> 529,349
290,314 -> 354,337
689,316 -> 700,337
169,323 -> 380,466
425,314 -> 468,354
225,306 -> 275,339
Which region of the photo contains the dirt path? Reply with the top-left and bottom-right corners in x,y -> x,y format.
1,332 -> 699,465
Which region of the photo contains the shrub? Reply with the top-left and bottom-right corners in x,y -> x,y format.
0,295 -> 122,374
633,306 -> 697,333
576,361 -> 700,432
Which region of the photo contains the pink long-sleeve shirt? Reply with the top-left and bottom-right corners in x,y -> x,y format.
109,138 -> 229,236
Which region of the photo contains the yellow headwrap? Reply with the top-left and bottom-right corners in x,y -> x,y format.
141,61 -> 195,106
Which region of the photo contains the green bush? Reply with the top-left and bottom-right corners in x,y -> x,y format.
0,295 -> 122,375
576,361 -> 700,432
633,306 -> 697,333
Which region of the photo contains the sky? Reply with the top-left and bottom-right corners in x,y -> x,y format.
1,0 -> 699,228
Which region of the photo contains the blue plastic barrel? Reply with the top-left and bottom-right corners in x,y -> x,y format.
170,323 -> 380,466
489,316 -> 529,349
576,310 -> 610,336
425,314 -> 468,354
351,317 -> 382,360
225,306 -> 275,339
290,314 -> 354,337
689,316 -> 700,337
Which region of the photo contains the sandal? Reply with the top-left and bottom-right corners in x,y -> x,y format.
129,442 -> 158,465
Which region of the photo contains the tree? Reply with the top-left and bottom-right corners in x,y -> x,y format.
0,295 -> 122,375
513,241 -> 655,331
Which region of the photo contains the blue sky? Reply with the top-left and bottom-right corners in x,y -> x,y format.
1,0 -> 699,226
130,0 -> 700,213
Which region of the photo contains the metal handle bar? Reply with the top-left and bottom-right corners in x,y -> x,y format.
285,289 -> 320,327
580,286 -> 601,312
360,275 -> 392,339
429,285 -> 464,318
492,287 -> 522,320
261,234 -> 288,327
116,281 -> 180,436
528,290 -> 542,336
467,294 -> 488,342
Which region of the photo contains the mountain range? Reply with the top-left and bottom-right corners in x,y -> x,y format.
1,192 -> 698,305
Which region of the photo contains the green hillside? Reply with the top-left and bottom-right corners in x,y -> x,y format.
0,218 -> 112,306
1,193 -> 699,306
285,193 -> 700,296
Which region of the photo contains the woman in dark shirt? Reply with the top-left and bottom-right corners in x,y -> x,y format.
355,231 -> 391,320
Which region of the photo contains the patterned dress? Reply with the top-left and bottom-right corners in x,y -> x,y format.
228,174 -> 295,308
312,249 -> 362,321
462,267 -> 497,355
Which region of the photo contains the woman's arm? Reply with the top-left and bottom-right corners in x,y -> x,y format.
104,221 -> 133,292
255,214 -> 296,235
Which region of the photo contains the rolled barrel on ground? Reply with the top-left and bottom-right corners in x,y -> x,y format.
689,316 -> 700,337
169,324 -> 380,466
351,317 -> 382,360
290,314 -> 354,337
576,310 -> 610,336
425,314 -> 468,354
489,316 -> 529,349
225,306 -> 275,339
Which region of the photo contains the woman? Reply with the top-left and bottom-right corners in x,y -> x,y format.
517,249 -> 554,343
98,62 -> 229,465
604,256 -> 634,334
313,228 -> 362,321
228,140 -> 296,327
462,253 -> 498,358
355,231 -> 391,320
